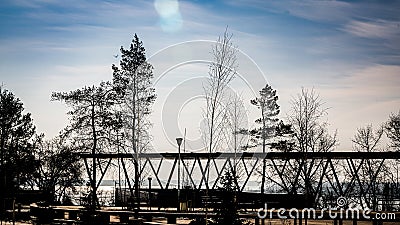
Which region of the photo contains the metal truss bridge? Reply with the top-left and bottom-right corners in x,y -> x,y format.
80,151 -> 400,208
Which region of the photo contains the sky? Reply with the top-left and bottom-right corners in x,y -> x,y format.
1,0 -> 400,153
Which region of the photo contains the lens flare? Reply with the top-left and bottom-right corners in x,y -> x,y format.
154,0 -> 182,32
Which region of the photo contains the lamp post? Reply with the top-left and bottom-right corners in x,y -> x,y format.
176,137 -> 183,211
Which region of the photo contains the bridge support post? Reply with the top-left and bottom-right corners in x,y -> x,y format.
299,213 -> 302,225
167,215 -> 176,224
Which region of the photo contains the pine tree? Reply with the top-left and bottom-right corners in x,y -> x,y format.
112,34 -> 156,214
250,84 -> 280,194
386,111 -> 400,150
0,86 -> 37,214
215,170 -> 240,225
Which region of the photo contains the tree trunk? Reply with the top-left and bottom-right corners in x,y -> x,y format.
91,103 -> 97,210
261,105 -> 266,194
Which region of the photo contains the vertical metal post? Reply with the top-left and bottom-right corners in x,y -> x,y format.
176,138 -> 183,212
92,149 -> 97,210
178,144 -> 181,196
148,177 -> 152,208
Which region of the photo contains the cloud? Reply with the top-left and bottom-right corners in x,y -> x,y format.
345,64 -> 400,99
2,0 -> 399,150
307,64 -> 400,150
282,1 -> 353,23
342,19 -> 400,39
318,63 -> 400,129
322,64 -> 400,102
227,0 -> 353,24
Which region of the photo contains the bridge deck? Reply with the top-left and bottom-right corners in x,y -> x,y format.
78,151 -> 400,159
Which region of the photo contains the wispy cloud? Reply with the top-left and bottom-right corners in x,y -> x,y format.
226,0 -> 353,23
1,0 -> 399,149
313,64 -> 400,149
343,19 -> 400,39
281,1 -> 353,23
322,64 -> 400,100
344,64 -> 400,99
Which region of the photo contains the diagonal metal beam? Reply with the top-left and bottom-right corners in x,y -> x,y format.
139,158 -> 148,177
211,157 -> 229,189
96,158 -> 112,189
349,158 -> 366,203
146,157 -> 164,189
241,158 -> 259,192
120,158 -> 134,198
329,158 -> 344,196
316,160 -> 330,193
181,157 -> 196,188
271,159 -> 290,192
197,157 -> 209,190
290,158 -> 305,194
344,158 -> 364,195
241,157 -> 250,176
156,158 -> 163,175
165,158 -> 178,189
83,158 -> 94,185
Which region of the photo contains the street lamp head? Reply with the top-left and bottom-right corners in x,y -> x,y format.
176,137 -> 183,146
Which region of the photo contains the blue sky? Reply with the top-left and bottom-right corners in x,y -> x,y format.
1,0 -> 399,151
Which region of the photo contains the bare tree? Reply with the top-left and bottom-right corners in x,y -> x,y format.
352,124 -> 392,210
28,136 -> 83,204
353,125 -> 383,152
288,88 -> 337,153
202,29 -> 237,224
286,88 -> 337,205
224,93 -> 248,186
203,29 -> 237,187
203,29 -> 238,155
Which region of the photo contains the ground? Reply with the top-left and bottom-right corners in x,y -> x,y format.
2,219 -> 398,225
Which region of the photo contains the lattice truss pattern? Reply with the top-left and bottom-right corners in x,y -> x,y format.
80,151 -> 400,209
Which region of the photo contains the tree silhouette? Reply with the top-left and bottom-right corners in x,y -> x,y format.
352,124 -> 389,210
51,81 -> 120,209
26,136 -> 83,204
0,86 -> 37,216
202,29 -> 237,224
215,170 -> 239,225
112,34 -> 156,214
250,84 -> 280,194
224,93 -> 248,184
286,88 -> 337,206
386,111 -> 400,151
203,28 -> 237,155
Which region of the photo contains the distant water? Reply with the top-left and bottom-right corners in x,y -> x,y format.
68,179 -> 262,206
